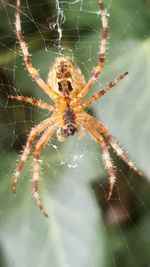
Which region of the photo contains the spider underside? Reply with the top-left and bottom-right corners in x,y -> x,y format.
10,0 -> 141,217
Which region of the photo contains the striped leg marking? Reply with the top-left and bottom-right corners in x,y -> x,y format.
108,136 -> 142,176
12,118 -> 51,193
15,0 -> 59,101
9,95 -> 54,111
82,72 -> 128,108
33,127 -> 55,217
101,141 -> 116,199
83,124 -> 116,199
84,113 -> 142,176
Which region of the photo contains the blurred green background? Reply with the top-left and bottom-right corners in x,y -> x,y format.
0,0 -> 150,266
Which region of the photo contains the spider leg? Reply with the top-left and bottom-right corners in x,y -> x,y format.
77,0 -> 108,99
83,113 -> 142,176
106,134 -> 142,176
33,126 -> 56,217
9,95 -> 54,111
83,123 -> 116,198
15,0 -> 59,101
56,127 -> 65,142
12,117 -> 52,193
82,71 -> 128,108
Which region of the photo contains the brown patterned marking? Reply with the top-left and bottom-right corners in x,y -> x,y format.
102,27 -> 108,39
33,190 -> 49,218
67,81 -> 73,91
93,68 -> 103,79
102,143 -> 116,199
16,0 -> 59,101
12,159 -> 24,193
12,160 -> 28,194
32,153 -> 49,218
56,60 -> 73,95
98,56 -> 105,63
31,127 -> 55,217
16,160 -> 25,172
82,71 -> 128,108
9,95 -> 54,111
83,113 -> 142,178
121,71 -> 128,77
56,72 -> 71,79
99,0 -> 104,10
25,56 -> 31,65
57,62 -> 72,77
58,61 -> 71,74
109,81 -> 115,87
108,136 -> 142,176
12,118 -> 51,196
58,80 -> 73,95
32,98 -> 40,105
32,180 -> 38,192
99,89 -> 105,95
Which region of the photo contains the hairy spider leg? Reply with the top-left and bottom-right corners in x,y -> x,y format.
107,135 -> 142,176
83,123 -> 116,198
82,72 -> 128,108
12,117 -> 52,193
33,126 -> 56,218
16,0 -> 59,101
77,0 -> 109,99
9,95 -> 54,111
85,113 -> 142,176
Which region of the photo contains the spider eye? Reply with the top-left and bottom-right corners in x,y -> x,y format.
58,82 -> 63,91
67,81 -> 73,91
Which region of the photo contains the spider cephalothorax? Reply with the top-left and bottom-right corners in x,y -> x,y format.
10,0 -> 142,217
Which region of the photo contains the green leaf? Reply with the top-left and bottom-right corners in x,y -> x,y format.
0,151 -> 105,267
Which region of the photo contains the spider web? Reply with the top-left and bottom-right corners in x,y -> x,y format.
0,0 -> 150,267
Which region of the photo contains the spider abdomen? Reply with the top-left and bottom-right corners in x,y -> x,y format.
47,56 -> 86,96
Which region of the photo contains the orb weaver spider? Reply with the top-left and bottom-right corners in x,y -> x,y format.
9,0 -> 141,217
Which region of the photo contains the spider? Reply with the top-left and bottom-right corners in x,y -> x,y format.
9,0 -> 141,217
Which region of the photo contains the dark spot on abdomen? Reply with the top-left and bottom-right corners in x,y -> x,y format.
63,124 -> 77,137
